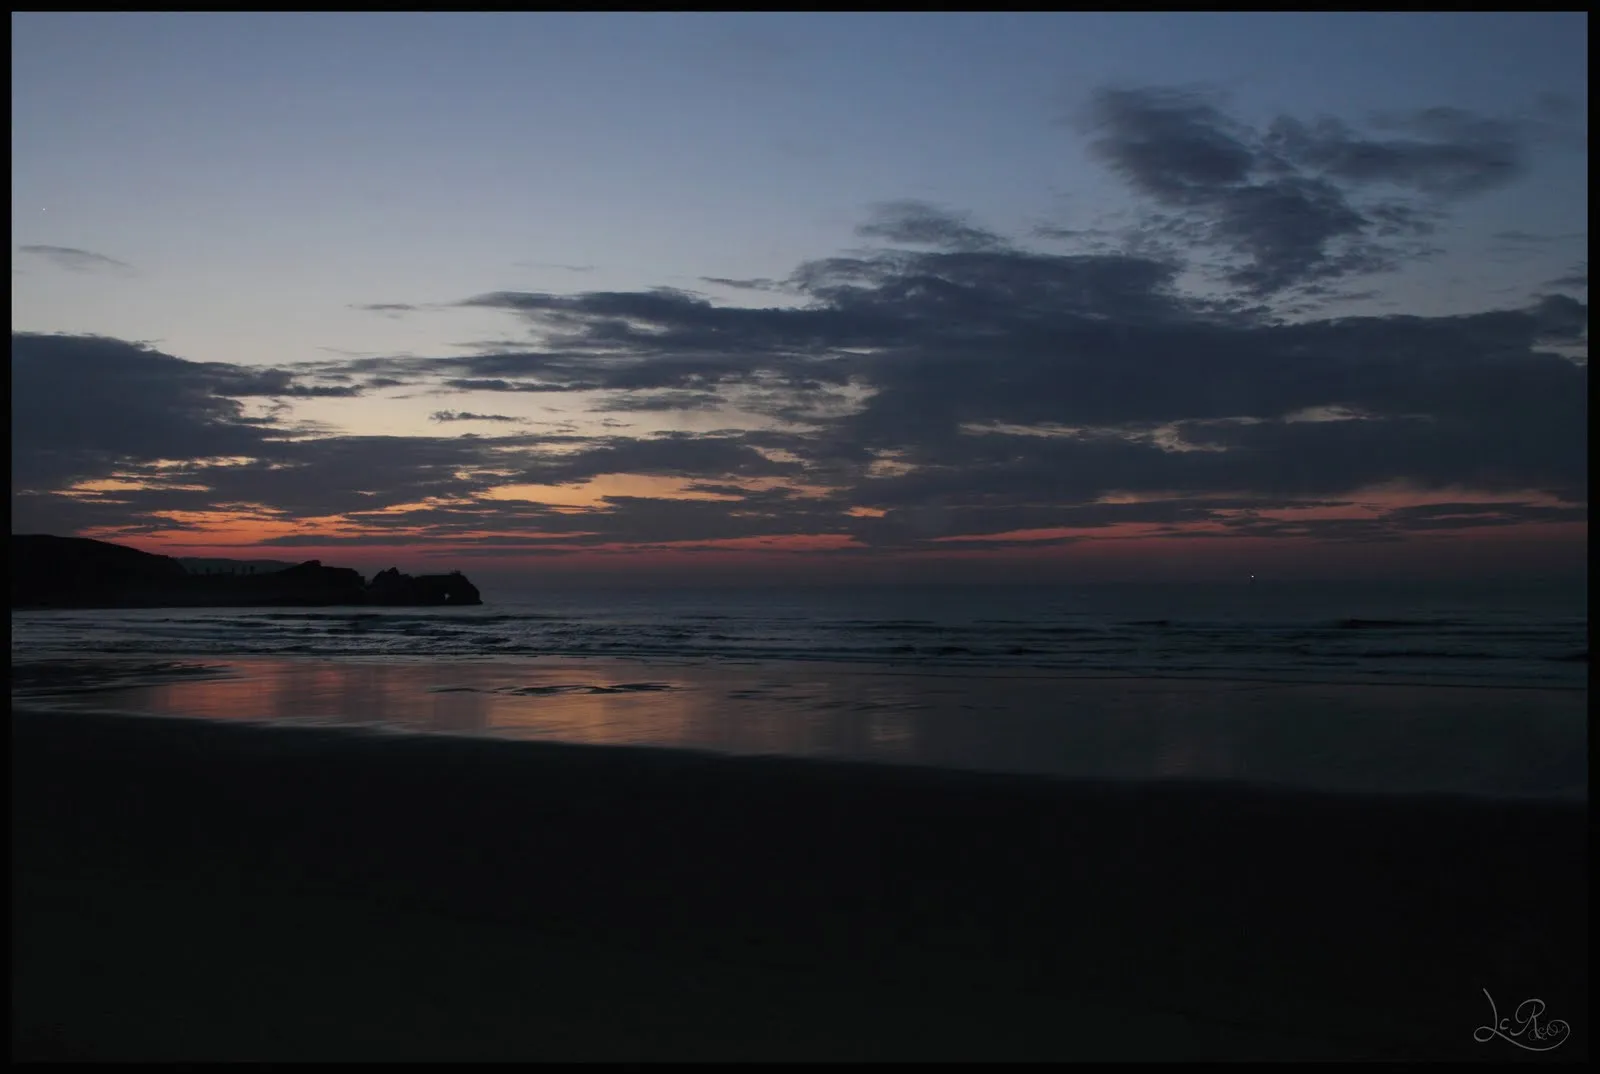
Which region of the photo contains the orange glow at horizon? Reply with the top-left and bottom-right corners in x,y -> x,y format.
65,478 -> 212,494
482,474 -> 736,507
68,475 -> 1581,581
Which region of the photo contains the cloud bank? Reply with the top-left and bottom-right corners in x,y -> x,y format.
11,87 -> 1586,579
18,245 -> 134,274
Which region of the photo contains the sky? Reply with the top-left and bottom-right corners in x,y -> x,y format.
10,12 -> 1589,587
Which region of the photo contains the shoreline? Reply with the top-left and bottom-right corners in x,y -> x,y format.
13,704 -> 1590,1060
11,654 -> 1588,802
10,641 -> 1587,693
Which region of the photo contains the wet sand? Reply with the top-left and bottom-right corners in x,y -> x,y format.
12,654 -> 1590,799
11,704 -> 1589,1061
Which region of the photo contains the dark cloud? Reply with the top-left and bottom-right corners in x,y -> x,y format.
1271,107 -> 1522,197
163,434 -> 532,518
513,433 -> 804,486
856,200 -> 1007,252
1164,404 -> 1584,502
197,365 -> 363,398
308,225 -> 1586,541
443,378 -> 599,393
597,390 -> 725,412
10,334 -> 583,532
442,290 -> 868,394
430,411 -> 522,423
11,85 -> 1586,567
1204,515 -> 1401,543
700,276 -> 786,292
1380,501 -> 1588,530
1085,87 -> 1256,194
1526,293 -> 1587,338
1545,264 -> 1587,292
254,484 -> 851,551
1031,224 -> 1115,246
350,302 -> 441,320
11,334 -> 284,491
1082,87 -> 1543,295
12,486 -> 221,538
18,245 -> 134,274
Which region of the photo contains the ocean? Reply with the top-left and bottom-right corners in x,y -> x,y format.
10,580 -> 1588,688
11,580 -> 1588,799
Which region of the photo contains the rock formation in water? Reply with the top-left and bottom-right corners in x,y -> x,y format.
9,535 -> 484,609
366,566 -> 483,606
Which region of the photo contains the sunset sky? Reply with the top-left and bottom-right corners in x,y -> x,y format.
11,12 -> 1588,586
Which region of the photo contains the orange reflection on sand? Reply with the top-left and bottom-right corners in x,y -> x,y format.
111,658 -> 922,764
33,659 -> 1588,796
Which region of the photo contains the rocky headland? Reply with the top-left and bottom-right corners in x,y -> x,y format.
9,535 -> 483,609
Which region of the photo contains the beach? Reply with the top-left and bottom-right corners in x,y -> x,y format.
11,4 -> 1590,1060
12,695 -> 1589,1061
10,654 -> 1589,799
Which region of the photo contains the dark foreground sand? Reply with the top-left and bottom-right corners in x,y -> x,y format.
12,706 -> 1588,1061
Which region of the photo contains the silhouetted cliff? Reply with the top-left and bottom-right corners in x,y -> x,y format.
367,567 -> 482,606
10,535 -> 484,609
244,560 -> 368,606
10,535 -> 188,608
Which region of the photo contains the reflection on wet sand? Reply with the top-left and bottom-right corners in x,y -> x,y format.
31,656 -> 1588,799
